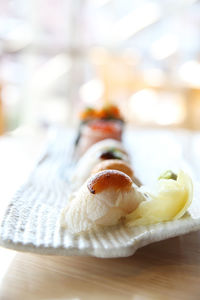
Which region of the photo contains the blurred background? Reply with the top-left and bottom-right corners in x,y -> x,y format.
0,0 -> 200,133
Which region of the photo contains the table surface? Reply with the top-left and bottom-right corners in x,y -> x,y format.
0,127 -> 200,300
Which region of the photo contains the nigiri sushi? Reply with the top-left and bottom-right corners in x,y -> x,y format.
70,139 -> 130,190
76,104 -> 124,156
91,159 -> 142,186
77,120 -> 123,156
62,170 -> 145,234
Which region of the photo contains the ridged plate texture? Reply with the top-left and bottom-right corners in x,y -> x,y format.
1,129 -> 200,258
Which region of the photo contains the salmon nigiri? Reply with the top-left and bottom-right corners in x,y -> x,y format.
77,104 -> 124,156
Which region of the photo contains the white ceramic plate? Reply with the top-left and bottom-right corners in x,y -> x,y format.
1,129 -> 200,258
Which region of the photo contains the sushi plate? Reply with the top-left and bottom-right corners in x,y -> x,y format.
0,128 -> 200,258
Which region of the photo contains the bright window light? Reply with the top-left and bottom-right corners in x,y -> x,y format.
108,3 -> 160,44
130,89 -> 159,122
179,60 -> 200,88
155,94 -> 186,125
151,35 -> 178,60
93,0 -> 112,7
130,89 -> 186,125
32,54 -> 71,90
79,79 -> 104,105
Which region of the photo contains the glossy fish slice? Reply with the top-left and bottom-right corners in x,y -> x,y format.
62,171 -> 145,234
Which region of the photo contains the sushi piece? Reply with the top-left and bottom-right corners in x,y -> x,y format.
62,105 -> 144,234
92,159 -> 133,178
76,104 -> 124,156
70,138 -> 130,190
62,170 -> 146,234
91,159 -> 141,187
77,120 -> 123,156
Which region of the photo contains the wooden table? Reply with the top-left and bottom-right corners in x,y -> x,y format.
0,128 -> 200,300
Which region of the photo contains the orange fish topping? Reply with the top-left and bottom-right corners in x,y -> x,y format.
87,170 -> 132,194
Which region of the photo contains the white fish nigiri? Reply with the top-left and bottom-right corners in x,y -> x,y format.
71,139 -> 129,190
62,170 -> 145,234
